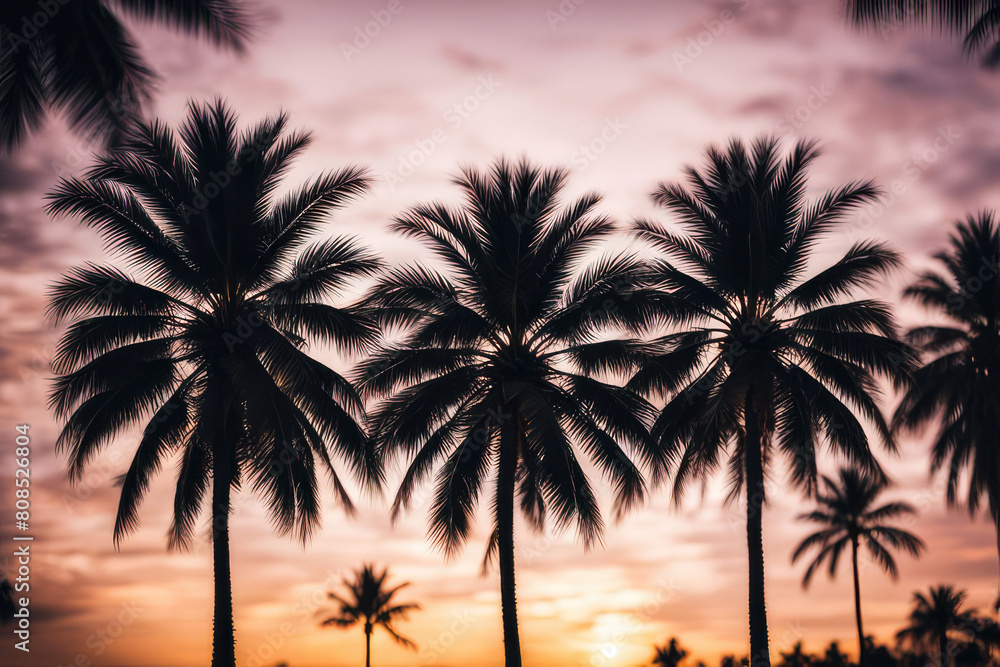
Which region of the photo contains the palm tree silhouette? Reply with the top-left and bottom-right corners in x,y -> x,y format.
360,157 -> 662,667
815,642 -> 850,667
792,467 -> 925,664
45,99 -> 382,667
893,213 -> 1000,592
652,637 -> 689,666
629,136 -> 913,666
844,1 -> 1000,67
0,1 -> 252,149
897,585 -> 976,667
777,642 -> 814,667
322,564 -> 420,667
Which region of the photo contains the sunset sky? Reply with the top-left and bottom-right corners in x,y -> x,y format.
3,1 -> 1000,665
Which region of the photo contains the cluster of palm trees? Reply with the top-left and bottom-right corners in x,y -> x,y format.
42,98 -> 1000,667
2,2 -> 997,667
653,585 -> 1000,666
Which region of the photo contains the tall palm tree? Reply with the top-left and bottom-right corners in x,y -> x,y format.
897,585 -> 977,667
0,1 -> 252,149
629,136 -> 914,666
844,1 -> 1000,67
45,99 -> 382,667
359,157 -> 663,667
653,637 -> 689,666
792,467 -> 925,664
322,564 -> 420,667
893,213 -> 1000,589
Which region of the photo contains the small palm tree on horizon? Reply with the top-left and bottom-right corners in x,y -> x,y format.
629,135 -> 914,667
0,0 -> 253,149
897,585 -> 977,667
322,564 -> 420,667
792,467 -> 925,665
46,99 -> 382,667
652,637 -> 689,666
778,642 -> 813,667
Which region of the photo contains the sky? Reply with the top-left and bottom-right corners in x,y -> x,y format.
2,0 -> 1000,665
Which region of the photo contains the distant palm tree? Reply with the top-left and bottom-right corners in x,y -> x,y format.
322,564 -> 420,667
897,585 -> 976,667
653,637 -> 689,666
360,158 -> 662,667
0,576 -> 14,623
893,213 -> 1000,591
778,642 -> 814,667
0,0 -> 252,148
844,1 -> 1000,67
862,637 -> 898,667
630,136 -> 913,666
815,642 -> 850,667
46,100 -> 381,667
792,467 -> 925,664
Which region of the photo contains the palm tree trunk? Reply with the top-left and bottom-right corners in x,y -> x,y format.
995,518 -> 1000,612
745,389 -> 770,667
939,632 -> 947,667
497,411 -> 522,667
365,624 -> 372,667
211,448 -> 236,667
851,537 -> 865,666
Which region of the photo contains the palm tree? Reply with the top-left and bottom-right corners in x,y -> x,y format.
0,1 -> 252,149
0,576 -> 14,624
897,585 -> 977,667
629,136 -> 914,666
778,642 -> 814,667
893,213 -> 1000,590
815,642 -> 850,667
844,1 -> 1000,67
653,637 -> 689,666
862,637 -> 899,667
792,467 -> 925,664
360,157 -> 663,667
322,564 -> 420,667
45,99 -> 382,667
